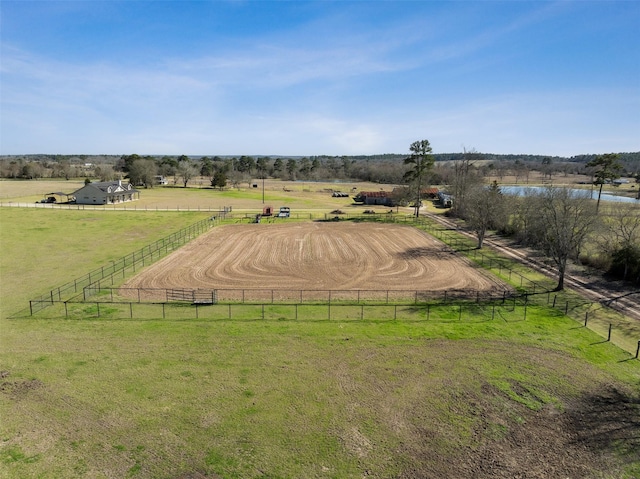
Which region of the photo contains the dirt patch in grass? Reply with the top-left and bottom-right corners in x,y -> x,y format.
0,372 -> 44,400
122,222 -> 508,297
449,384 -> 640,479
384,342 -> 640,479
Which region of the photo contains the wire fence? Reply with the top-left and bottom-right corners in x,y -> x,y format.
75,286 -> 516,305
0,201 -> 234,212
21,212 -> 603,316
27,216 -> 217,314
35,295 -> 529,322
22,213 -> 640,356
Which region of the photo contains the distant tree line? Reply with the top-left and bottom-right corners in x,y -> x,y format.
2,151 -> 639,185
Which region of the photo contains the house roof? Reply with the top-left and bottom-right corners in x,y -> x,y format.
73,181 -> 139,195
359,191 -> 390,198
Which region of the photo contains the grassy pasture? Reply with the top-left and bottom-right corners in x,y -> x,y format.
1,187 -> 639,478
0,178 -> 405,214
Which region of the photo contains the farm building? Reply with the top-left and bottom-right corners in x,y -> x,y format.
353,191 -> 396,206
421,187 -> 440,199
72,180 -> 139,205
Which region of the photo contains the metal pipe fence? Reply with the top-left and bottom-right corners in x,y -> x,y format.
28,216 -> 217,314
25,214 -> 557,315
21,212 -> 640,356
35,295 -> 529,322
77,286 -> 516,305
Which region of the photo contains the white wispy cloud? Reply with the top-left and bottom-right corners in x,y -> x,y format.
1,2 -> 637,155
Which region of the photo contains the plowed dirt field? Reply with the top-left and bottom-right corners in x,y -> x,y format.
122,222 -> 507,295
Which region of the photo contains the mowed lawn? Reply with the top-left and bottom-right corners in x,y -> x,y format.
1,206 -> 639,479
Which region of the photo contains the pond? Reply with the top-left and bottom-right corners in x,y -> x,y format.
500,186 -> 639,204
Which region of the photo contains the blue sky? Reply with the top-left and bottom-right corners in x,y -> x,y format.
1,1 -> 638,157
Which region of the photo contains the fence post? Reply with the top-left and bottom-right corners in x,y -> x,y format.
523,296 -> 528,321
394,305 -> 397,320
553,295 -> 557,308
584,312 -> 588,327
565,301 -> 569,315
228,304 -> 231,320
492,303 -> 495,320
607,323 -> 612,342
96,302 -> 100,318
361,304 -> 364,321
130,303 -> 133,319
262,304 -> 265,320
196,304 -> 199,319
162,303 -> 165,319
427,303 -> 430,320
636,341 -> 640,359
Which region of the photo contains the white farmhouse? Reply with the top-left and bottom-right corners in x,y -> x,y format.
72,180 -> 139,205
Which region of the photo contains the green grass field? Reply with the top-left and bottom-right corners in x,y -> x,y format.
1,187 -> 639,479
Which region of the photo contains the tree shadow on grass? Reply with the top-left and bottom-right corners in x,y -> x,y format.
396,247 -> 458,260
568,386 -> 640,465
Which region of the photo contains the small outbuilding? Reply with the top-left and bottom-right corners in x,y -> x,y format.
72,180 -> 139,205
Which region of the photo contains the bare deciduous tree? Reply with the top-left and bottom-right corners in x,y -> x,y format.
464,181 -> 508,249
530,187 -> 598,290
596,204 -> 640,282
177,161 -> 197,188
450,148 -> 482,219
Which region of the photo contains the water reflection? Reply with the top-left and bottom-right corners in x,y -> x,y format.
500,186 -> 639,204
